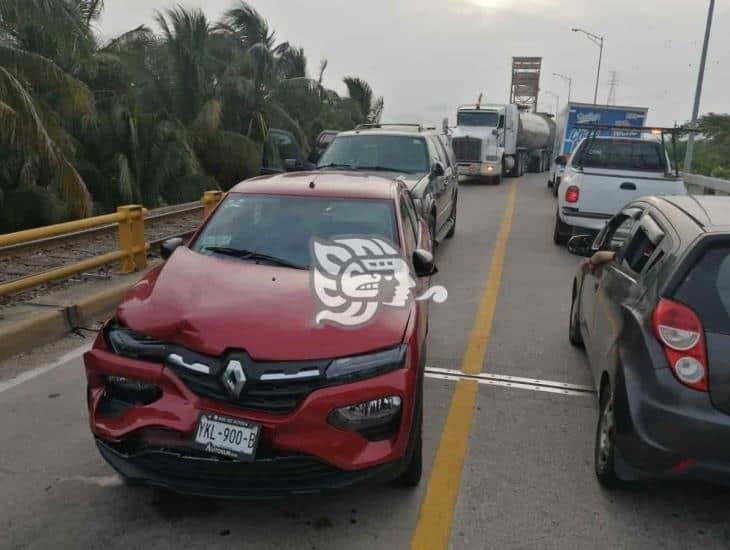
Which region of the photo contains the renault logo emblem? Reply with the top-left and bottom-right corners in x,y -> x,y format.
222,360 -> 246,398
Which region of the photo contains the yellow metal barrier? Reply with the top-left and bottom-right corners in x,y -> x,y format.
0,191 -> 225,298
202,190 -> 224,216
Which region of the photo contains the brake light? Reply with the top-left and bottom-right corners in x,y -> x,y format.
565,186 -> 580,203
651,298 -> 708,392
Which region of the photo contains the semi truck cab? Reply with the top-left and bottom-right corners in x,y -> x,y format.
452,102 -> 555,184
451,104 -> 518,184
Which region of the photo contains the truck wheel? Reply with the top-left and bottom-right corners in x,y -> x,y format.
446,195 -> 457,239
553,210 -> 571,245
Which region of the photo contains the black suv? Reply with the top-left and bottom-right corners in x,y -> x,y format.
568,195 -> 730,487
315,124 -> 458,244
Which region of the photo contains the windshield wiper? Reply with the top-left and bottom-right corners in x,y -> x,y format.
355,166 -> 418,174
316,163 -> 355,170
204,247 -> 308,270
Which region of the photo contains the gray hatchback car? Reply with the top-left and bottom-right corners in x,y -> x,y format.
567,195 -> 730,487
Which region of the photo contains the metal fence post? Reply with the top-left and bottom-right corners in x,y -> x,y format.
117,205 -> 147,273
202,191 -> 224,216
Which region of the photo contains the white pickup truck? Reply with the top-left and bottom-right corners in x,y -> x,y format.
553,136 -> 687,245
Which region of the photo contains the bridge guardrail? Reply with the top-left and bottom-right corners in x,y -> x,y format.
0,190 -> 224,298
682,172 -> 730,196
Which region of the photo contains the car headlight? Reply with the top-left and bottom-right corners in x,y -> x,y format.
326,345 -> 407,382
106,323 -> 169,362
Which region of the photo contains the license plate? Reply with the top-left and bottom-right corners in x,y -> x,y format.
192,414 -> 261,461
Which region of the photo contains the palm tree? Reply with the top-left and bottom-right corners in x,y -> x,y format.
344,77 -> 384,124
0,0 -> 95,219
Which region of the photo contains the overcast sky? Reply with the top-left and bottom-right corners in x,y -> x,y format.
98,0 -> 728,127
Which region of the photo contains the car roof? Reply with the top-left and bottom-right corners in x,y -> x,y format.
657,195 -> 730,230
229,171 -> 402,201
336,128 -> 438,139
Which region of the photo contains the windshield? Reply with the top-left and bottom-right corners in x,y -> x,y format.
318,135 -> 429,174
192,194 -> 398,268
575,140 -> 668,172
457,111 -> 500,127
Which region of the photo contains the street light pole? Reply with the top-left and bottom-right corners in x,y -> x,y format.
553,73 -> 573,104
684,0 -> 716,173
542,91 -> 560,117
572,28 -> 605,105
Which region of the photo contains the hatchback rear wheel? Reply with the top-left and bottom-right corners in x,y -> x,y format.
595,387 -> 620,488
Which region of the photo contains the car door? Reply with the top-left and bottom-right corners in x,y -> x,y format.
589,212 -> 667,383
436,134 -> 458,214
580,207 -> 644,362
426,136 -> 451,234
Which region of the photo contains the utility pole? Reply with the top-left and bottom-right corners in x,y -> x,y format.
572,28 -> 605,105
553,73 -> 573,104
607,71 -> 618,105
684,0 -> 715,173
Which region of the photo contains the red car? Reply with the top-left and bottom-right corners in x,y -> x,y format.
84,172 -> 435,497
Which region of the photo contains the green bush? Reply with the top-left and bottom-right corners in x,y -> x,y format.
0,185 -> 70,232
198,131 -> 262,190
710,167 -> 730,180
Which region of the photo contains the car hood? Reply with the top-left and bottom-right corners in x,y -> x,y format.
116,248 -> 411,360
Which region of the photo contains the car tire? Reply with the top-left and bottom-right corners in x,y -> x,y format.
595,387 -> 621,489
445,196 -> 457,239
429,212 -> 437,247
397,386 -> 423,488
553,178 -> 560,198
569,287 -> 584,347
553,211 -> 571,246
397,425 -> 423,488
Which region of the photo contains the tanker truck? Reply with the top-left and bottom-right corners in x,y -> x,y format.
451,101 -> 557,184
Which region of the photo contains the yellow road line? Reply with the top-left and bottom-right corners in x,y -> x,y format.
410,182 -> 519,550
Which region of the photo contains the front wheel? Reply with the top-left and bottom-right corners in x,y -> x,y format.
595,389 -> 620,488
569,289 -> 584,347
445,196 -> 457,239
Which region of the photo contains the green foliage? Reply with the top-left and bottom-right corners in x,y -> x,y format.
679,113 -> 730,178
0,0 -> 382,231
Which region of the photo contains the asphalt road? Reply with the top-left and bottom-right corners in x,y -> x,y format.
3,174 -> 730,549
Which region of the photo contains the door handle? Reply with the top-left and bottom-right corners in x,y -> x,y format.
620,182 -> 637,191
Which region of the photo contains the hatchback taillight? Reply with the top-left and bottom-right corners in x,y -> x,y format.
651,298 -> 708,392
565,186 -> 580,203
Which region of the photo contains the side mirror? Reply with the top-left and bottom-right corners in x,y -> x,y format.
567,235 -> 595,257
555,155 -> 568,166
413,249 -> 437,277
492,128 -> 499,136
160,237 -> 184,260
431,161 -> 445,178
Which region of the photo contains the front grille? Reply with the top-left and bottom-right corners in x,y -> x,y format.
96,439 -> 402,496
452,137 -> 482,162
168,351 -> 333,414
135,450 -> 337,486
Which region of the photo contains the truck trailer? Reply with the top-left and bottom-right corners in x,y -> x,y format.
451,102 -> 557,184
549,102 -> 649,196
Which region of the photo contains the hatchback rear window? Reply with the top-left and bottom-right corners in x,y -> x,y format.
674,243 -> 730,335
575,140 -> 668,172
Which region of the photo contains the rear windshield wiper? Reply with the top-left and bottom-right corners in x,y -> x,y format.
204,247 -> 308,270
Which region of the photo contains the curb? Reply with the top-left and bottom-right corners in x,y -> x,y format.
0,280 -> 135,362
